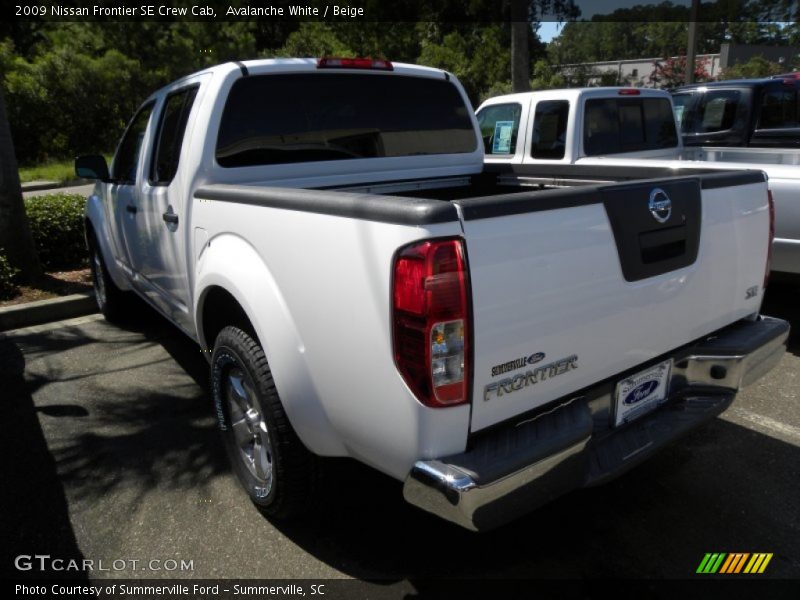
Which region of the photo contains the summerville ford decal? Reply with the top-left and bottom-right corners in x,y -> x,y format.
484,355 -> 578,401
490,352 -> 546,377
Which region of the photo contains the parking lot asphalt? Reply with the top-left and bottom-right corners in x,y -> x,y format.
2,282 -> 799,591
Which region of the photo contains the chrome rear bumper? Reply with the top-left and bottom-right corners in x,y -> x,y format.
403,316 -> 789,532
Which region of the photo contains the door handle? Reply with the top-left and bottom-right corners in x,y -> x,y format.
126,205 -> 137,214
162,212 -> 179,225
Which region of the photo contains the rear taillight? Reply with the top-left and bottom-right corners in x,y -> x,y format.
392,238 -> 471,408
765,189 -> 775,289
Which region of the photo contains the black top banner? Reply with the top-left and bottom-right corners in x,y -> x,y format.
6,0 -> 800,23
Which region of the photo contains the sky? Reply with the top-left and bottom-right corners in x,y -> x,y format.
538,21 -> 564,43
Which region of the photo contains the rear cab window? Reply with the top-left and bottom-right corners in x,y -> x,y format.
215,73 -> 477,167
583,97 -> 677,156
476,103 -> 522,155
757,86 -> 799,129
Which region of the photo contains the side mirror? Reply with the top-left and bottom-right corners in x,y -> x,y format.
75,155 -> 110,181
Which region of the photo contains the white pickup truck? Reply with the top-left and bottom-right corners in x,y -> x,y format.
78,59 -> 788,531
477,87 -> 800,276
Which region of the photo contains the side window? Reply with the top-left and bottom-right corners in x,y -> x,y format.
758,88 -> 799,129
672,93 -> 693,129
696,91 -> 742,132
111,103 -> 155,184
476,103 -> 522,155
531,100 -> 569,159
150,86 -> 200,185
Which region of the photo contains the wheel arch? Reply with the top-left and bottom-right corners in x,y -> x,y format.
194,234 -> 346,456
84,194 -> 131,291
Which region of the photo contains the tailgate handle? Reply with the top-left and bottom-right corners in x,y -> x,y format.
639,225 -> 686,264
162,212 -> 179,225
125,204 -> 137,214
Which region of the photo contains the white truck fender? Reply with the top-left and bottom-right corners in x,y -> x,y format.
194,232 -> 346,456
84,191 -> 131,291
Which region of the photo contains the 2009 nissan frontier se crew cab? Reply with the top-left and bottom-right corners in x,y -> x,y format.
77,58 -> 789,531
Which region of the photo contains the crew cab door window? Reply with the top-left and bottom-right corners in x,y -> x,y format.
111,102 -> 155,184
150,86 -> 199,185
531,100 -> 568,159
678,90 -> 744,134
476,103 -> 522,155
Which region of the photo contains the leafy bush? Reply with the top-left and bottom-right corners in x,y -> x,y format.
25,193 -> 87,270
721,56 -> 789,80
0,250 -> 19,300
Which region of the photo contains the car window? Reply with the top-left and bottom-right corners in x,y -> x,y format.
150,86 -> 199,185
672,93 -> 693,129
111,102 -> 155,184
476,103 -> 522,155
643,97 -> 680,147
758,87 -> 799,129
216,73 -> 477,167
584,99 -> 620,155
695,90 -> 742,133
583,97 -> 677,156
531,100 -> 568,159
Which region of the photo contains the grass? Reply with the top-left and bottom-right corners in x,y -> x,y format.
18,155 -> 112,184
18,159 -> 79,185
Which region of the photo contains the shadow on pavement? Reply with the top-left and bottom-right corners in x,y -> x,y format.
762,279 -> 800,355
2,302 -> 226,577
270,417 -> 799,582
0,338 -> 88,580
45,305 -> 227,505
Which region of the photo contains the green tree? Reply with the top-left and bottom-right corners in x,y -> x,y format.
721,55 -> 790,79
418,24 -> 513,105
4,43 -> 142,162
530,59 -> 566,90
275,22 -> 354,57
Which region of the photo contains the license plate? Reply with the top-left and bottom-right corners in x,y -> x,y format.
613,359 -> 672,427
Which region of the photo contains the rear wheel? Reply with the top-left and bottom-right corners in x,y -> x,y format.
211,326 -> 318,517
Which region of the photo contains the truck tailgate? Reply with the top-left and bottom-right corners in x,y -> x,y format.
454,172 -> 770,432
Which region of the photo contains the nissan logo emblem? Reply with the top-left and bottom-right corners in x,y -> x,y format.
649,188 -> 672,223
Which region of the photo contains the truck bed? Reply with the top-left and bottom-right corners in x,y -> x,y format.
196,166 -> 770,434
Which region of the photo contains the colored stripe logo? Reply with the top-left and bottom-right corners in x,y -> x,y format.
696,553 -> 773,574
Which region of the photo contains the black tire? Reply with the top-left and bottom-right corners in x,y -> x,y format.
211,326 -> 318,518
88,236 -> 131,323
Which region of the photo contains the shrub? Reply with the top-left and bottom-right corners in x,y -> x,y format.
0,250 -> 19,300
25,193 -> 87,270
